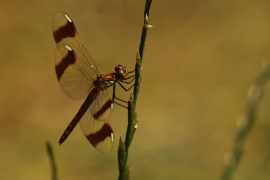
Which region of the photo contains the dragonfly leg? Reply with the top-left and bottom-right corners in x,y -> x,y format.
112,81 -> 135,109
118,71 -> 135,90
128,69 -> 135,74
117,81 -> 134,91
112,69 -> 135,108
112,84 -> 127,108
122,76 -> 135,84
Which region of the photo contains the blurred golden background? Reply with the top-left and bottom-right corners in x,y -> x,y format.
1,0 -> 270,179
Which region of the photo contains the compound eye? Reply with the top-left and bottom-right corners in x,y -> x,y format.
115,65 -> 122,72
122,67 -> 128,74
115,65 -> 128,77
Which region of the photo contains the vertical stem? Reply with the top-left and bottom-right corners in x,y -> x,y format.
46,141 -> 58,180
118,0 -> 153,179
220,63 -> 270,180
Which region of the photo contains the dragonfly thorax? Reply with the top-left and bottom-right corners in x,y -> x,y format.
97,73 -> 115,91
96,65 -> 128,91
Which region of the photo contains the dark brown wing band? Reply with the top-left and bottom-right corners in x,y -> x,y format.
55,47 -> 76,80
86,122 -> 113,147
53,15 -> 77,43
93,99 -> 113,120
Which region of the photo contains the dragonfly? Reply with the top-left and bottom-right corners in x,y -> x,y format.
52,11 -> 134,153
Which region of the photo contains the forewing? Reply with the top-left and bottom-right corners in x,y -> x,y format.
53,11 -> 98,99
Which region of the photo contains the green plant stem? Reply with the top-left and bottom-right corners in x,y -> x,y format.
118,0 -> 153,180
46,141 -> 58,180
220,62 -> 270,180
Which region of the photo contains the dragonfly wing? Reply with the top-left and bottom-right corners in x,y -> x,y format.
53,11 -> 98,99
90,88 -> 113,121
79,87 -> 114,153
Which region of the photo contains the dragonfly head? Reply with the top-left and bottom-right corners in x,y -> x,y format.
114,65 -> 128,79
